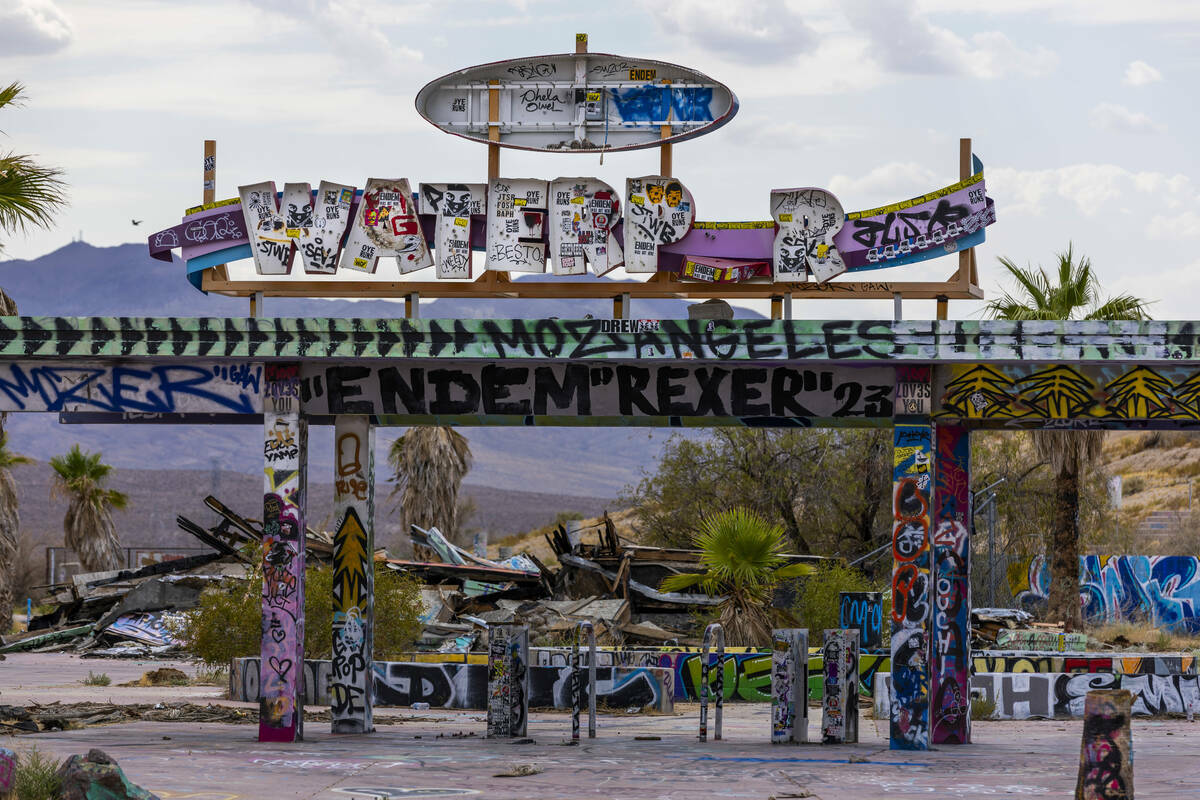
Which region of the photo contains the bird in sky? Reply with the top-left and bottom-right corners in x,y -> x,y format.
131,219 -> 143,225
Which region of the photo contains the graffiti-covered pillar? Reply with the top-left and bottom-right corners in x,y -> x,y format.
331,416 -> 375,734
770,628 -> 808,744
259,363 -> 307,743
822,628 -> 860,744
932,423 -> 971,744
487,625 -> 530,738
890,366 -> 933,750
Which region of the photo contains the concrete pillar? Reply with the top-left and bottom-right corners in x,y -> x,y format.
822,629 -> 860,743
331,416 -> 375,734
1075,689 -> 1133,800
487,625 -> 530,737
259,364 -> 307,743
839,591 -> 883,651
891,365 -> 933,750
931,423 -> 972,744
770,628 -> 808,744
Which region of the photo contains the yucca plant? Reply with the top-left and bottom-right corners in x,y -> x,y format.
661,508 -> 814,645
50,445 -> 129,573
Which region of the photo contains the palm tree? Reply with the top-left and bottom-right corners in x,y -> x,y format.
1,82 -> 67,253
50,445 -> 129,573
985,246 -> 1152,630
660,508 -> 815,646
1,82 -> 66,619
388,427 -> 473,549
0,434 -> 30,631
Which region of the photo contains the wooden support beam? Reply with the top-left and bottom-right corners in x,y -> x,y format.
201,272 -> 985,301
487,80 -> 501,181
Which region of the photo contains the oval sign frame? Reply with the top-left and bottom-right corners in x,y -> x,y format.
415,51 -> 739,154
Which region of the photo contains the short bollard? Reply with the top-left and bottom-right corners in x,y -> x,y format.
699,622 -> 725,742
1075,689 -> 1133,800
822,628 -> 860,743
571,619 -> 597,740
771,628 -> 808,744
486,624 -> 529,738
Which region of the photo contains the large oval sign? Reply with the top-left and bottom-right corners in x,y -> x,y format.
415,52 -> 738,153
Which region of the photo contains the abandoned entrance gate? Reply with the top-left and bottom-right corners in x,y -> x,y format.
6,315 -> 1198,750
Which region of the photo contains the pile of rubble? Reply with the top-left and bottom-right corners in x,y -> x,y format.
0,497 -> 823,660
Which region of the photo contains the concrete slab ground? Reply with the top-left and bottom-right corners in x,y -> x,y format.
3,654 -> 1199,798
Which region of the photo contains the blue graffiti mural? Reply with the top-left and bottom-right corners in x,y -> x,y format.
608,85 -> 714,124
0,362 -> 261,413
1010,555 -> 1200,634
1082,555 -> 1200,634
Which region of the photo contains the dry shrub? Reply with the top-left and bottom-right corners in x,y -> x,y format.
176,563 -> 423,668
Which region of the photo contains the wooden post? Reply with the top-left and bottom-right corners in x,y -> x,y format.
202,139 -> 233,288
488,80 -> 501,181
770,296 -> 783,320
936,296 -> 948,320
202,140 -> 215,204
405,292 -> 419,319
575,32 -> 587,54
659,80 -> 673,176
956,137 -> 973,299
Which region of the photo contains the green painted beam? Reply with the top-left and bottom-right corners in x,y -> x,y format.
0,317 -> 1196,363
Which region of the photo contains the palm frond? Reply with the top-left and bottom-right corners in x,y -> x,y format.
989,245 -> 1152,324
660,571 -> 713,593
0,83 -> 23,113
0,432 -> 30,469
1085,294 -> 1154,321
0,152 -> 68,234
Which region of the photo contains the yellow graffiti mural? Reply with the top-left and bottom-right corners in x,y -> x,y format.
938,364 -> 1200,421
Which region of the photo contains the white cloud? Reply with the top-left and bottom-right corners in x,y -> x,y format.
916,0 -> 1200,24
724,118 -> 867,150
639,0 -> 818,65
1123,60 -> 1163,86
842,0 -> 1056,78
1147,211 -> 1200,240
828,162 -> 938,207
988,164 -> 1197,225
244,0 -> 422,67
1089,102 -> 1166,134
0,0 -> 72,56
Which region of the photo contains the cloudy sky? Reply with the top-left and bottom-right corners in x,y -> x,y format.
1,0 -> 1198,319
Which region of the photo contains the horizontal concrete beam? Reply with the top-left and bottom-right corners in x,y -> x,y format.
1,317 -> 1198,364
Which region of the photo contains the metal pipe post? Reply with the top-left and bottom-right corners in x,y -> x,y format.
700,622 -> 725,742
572,620 -> 596,740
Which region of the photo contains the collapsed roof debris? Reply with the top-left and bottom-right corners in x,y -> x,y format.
2,502 -> 788,661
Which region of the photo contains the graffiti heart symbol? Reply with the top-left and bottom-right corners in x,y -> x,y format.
269,657 -> 293,677
270,627 -> 286,643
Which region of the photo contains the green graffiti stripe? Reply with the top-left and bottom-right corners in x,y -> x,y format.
0,317 -> 1195,363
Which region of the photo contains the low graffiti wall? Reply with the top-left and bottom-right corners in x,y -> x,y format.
532,647 -> 889,701
973,651 -> 1195,675
231,658 -> 673,713
875,672 -> 1200,720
